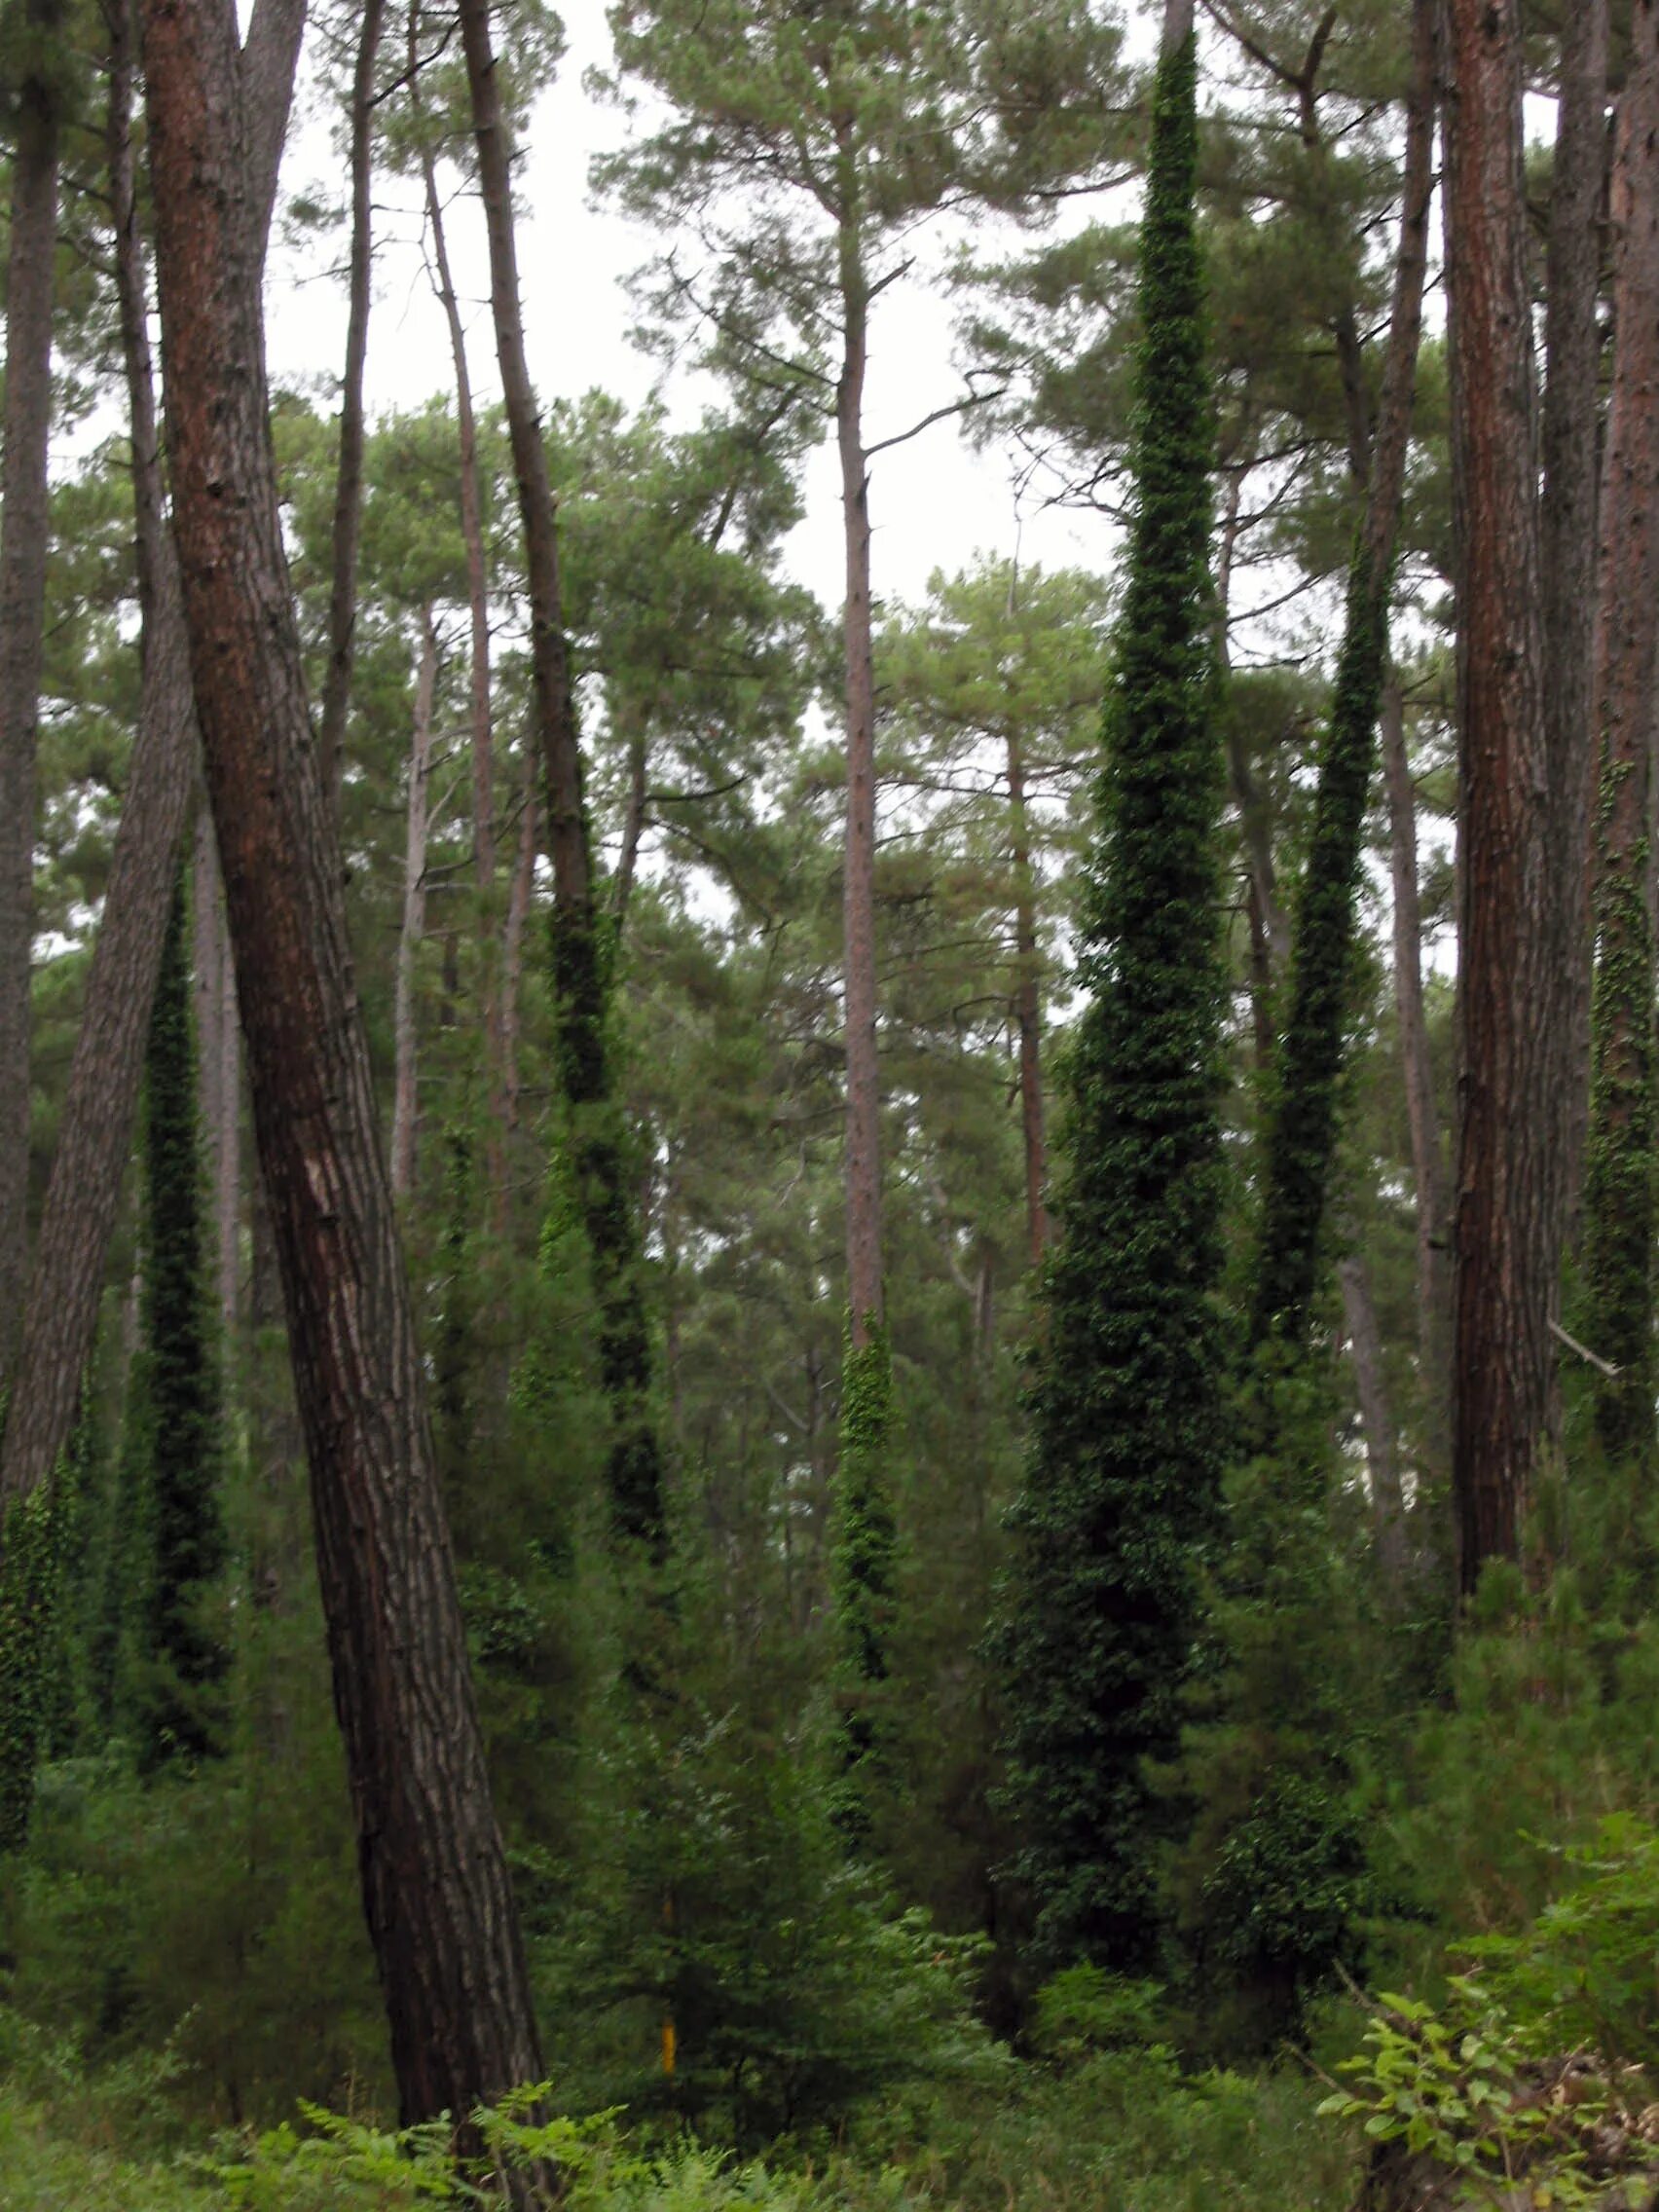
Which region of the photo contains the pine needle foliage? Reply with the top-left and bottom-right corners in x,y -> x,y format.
995,28 -> 1227,1972
134,871 -> 229,1773
1249,550 -> 1390,1356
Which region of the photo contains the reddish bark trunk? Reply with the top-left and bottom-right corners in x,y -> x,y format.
1444,0 -> 1559,1590
138,0 -> 547,2140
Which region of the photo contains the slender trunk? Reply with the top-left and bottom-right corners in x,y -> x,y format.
1543,0 -> 1609,1239
1214,451 -> 1287,1064
0,0 -> 63,1378
1583,0 -> 1659,1467
1007,724 -> 1048,1267
193,795 -> 240,1335
837,194 -> 882,1343
413,36 -> 507,1176
0,0 -> 298,1514
502,754 -> 537,1135
1249,0 -> 1433,1354
1380,677 -> 1449,1409
1444,0 -> 1558,1591
1338,1252 -> 1409,1582
614,710 -> 648,933
138,0 -> 548,2144
391,617 -> 438,1202
316,0 -> 387,805
459,0 -> 665,1557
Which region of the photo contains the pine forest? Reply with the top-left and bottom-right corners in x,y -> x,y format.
4,0 -> 1659,2206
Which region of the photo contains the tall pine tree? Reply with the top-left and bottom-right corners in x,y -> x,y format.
996,0 -> 1226,1972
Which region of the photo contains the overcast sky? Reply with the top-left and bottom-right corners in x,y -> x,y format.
261,0 -> 1118,620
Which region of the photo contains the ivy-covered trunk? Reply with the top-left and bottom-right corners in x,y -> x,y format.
996,3 -> 1228,1972
135,872 -> 229,1772
459,0 -> 666,1560
1248,0 -> 1433,1359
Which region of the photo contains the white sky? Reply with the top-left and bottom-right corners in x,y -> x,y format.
261,0 -> 1116,618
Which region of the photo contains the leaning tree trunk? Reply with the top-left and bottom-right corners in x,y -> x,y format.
1583,0 -> 1659,1469
1444,0 -> 1559,1591
0,0 -> 298,1518
458,0 -> 666,1560
137,0 -> 550,2150
0,0 -> 63,1381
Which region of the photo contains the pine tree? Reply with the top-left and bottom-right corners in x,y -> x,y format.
996,12 -> 1227,1972
134,869 -> 229,1770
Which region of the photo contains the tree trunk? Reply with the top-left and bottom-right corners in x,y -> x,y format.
1542,0 -> 1609,1240
1248,0 -> 1433,1355
193,794 -> 241,1335
1338,1251 -> 1408,1583
837,190 -> 882,1343
137,0 -> 548,2146
1444,0 -> 1559,1591
1583,0 -> 1659,1467
1380,676 -> 1450,1419
0,0 -> 63,1380
614,709 -> 649,933
391,616 -> 438,1202
413,31 -> 508,1180
502,754 -> 537,1135
1007,723 -> 1049,1268
316,0 -> 387,805
459,0 -> 665,1558
1214,446 -> 1287,1067
0,0 -> 300,1522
